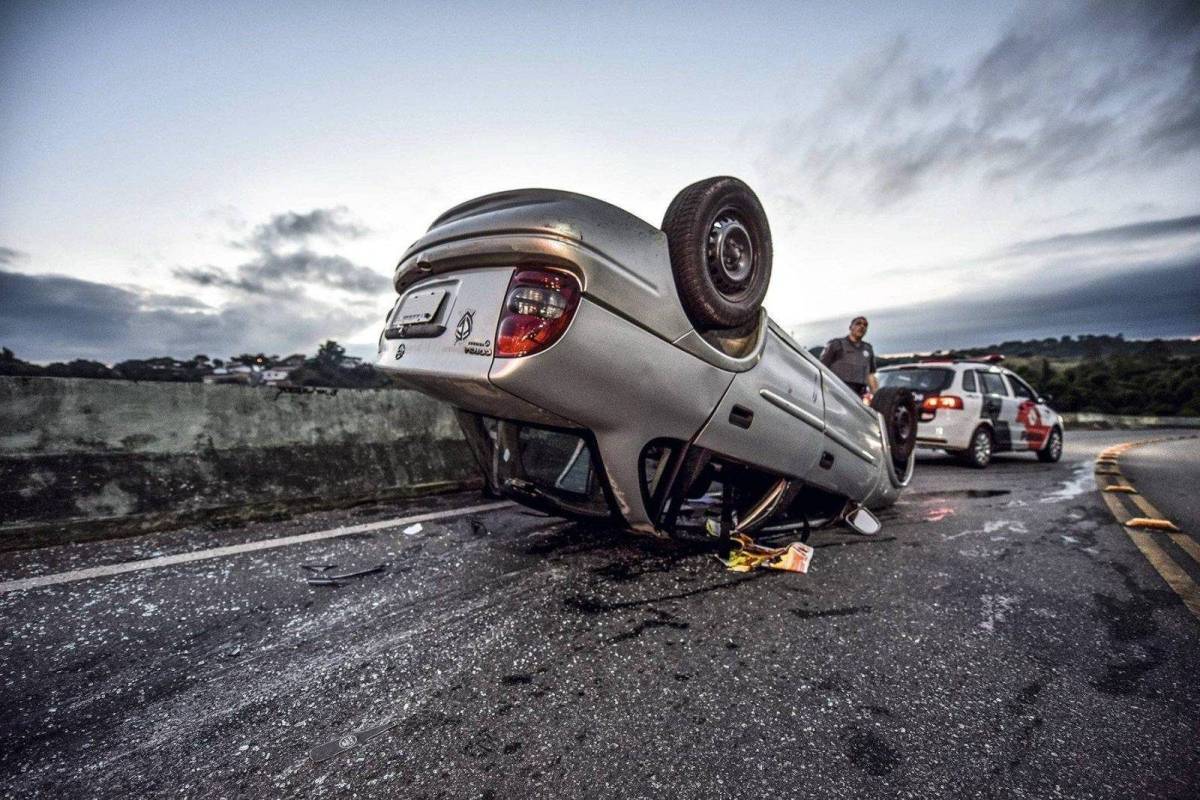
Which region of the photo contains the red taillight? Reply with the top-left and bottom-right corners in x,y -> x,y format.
921,395 -> 964,411
496,268 -> 581,358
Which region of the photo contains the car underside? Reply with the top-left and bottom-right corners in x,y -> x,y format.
376,178 -> 918,540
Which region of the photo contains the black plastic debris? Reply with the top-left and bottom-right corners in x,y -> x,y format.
309,719 -> 398,763
301,562 -> 387,587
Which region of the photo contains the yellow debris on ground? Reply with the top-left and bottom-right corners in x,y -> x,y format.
718,532 -> 815,574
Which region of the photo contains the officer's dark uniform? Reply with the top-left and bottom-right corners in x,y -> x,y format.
820,336 -> 876,397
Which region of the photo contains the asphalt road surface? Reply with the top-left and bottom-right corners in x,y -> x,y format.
2,430 -> 1198,799
1120,437 -> 1200,534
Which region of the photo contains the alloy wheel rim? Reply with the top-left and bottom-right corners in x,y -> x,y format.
976,432 -> 991,464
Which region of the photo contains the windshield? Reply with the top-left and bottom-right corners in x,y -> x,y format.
877,367 -> 953,392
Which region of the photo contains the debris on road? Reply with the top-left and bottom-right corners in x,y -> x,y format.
301,563 -> 388,586
718,533 -> 814,574
309,719 -> 399,763
402,523 -> 423,535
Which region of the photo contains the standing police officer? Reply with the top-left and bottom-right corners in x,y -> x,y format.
820,316 -> 877,399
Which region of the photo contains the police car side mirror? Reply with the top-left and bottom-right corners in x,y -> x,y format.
1039,394 -> 1052,404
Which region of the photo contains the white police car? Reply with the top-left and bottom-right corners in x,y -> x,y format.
875,358 -> 1063,468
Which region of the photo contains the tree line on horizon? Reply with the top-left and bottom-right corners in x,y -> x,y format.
876,334 -> 1200,417
3,334 -> 1198,415
0,340 -> 392,390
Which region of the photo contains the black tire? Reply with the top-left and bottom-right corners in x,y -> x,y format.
1037,427 -> 1063,463
662,176 -> 773,329
961,426 -> 993,469
871,386 -> 917,466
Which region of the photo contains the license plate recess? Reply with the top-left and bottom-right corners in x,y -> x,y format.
397,289 -> 447,325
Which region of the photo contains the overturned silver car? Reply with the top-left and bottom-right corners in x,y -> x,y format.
377,177 -> 917,539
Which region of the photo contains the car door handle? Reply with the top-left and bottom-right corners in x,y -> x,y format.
729,405 -> 754,429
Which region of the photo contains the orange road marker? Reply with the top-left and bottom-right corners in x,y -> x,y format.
1093,434 -> 1200,623
1125,517 -> 1182,532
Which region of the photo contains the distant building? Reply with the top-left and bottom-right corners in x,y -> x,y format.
202,365 -> 255,385
275,354 -> 307,369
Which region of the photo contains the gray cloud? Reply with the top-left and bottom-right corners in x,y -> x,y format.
173,250 -> 388,296
763,1 -> 1200,206
0,269 -> 379,363
787,257 -> 1200,354
0,246 -> 27,266
238,207 -> 368,251
1004,213 -> 1200,255
175,205 -> 387,297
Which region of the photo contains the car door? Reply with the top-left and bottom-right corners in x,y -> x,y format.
693,328 -> 825,481
977,369 -> 1016,452
1005,372 -> 1051,450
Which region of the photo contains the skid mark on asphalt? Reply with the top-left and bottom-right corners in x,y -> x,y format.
978,594 -> 1017,633
0,501 -> 512,594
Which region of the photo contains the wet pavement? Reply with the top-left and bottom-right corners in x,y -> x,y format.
2,430 -> 1198,799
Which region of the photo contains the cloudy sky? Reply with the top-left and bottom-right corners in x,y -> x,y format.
1,0 -> 1197,361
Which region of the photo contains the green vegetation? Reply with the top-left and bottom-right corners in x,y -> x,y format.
1005,355 -> 1200,416
5,333 -> 1198,412
882,335 -> 1199,417
0,341 -> 395,390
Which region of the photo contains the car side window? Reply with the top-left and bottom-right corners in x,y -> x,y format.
961,370 -> 977,392
980,371 -> 1008,396
1008,375 -> 1036,400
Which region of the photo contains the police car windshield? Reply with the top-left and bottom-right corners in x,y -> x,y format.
878,367 -> 953,392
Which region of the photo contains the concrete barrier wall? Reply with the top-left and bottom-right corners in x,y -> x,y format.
0,377 -> 479,548
1060,412 -> 1200,430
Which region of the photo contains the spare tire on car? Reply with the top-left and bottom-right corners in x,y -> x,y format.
871,386 -> 917,468
662,176 -> 773,330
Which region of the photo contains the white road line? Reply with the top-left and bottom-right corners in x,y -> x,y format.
0,501 -> 512,595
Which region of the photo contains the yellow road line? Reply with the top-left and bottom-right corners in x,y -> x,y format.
1170,534 -> 1200,569
1129,492 -> 1168,520
1094,434 -> 1200,622
1101,491 -> 1133,523
1126,531 -> 1200,618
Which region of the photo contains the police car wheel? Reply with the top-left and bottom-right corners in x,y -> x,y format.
961,426 -> 993,469
1037,428 -> 1063,463
662,176 -> 773,330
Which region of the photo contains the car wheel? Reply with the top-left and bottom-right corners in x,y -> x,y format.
1037,427 -> 1063,463
962,426 -> 993,469
661,176 -> 772,330
870,386 -> 917,467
